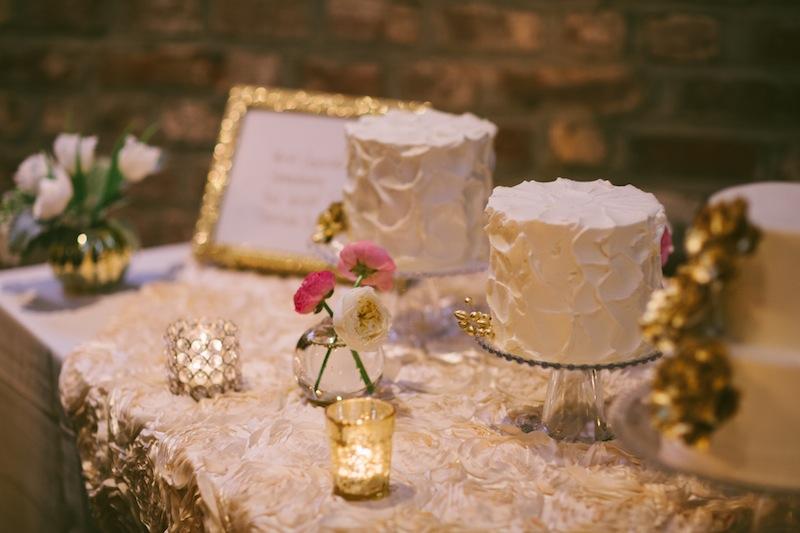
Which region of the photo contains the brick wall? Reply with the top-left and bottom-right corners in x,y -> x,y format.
1,0 -> 798,251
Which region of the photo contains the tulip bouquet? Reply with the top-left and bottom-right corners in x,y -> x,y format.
293,241 -> 396,400
0,131 -> 161,291
1,132 -> 161,260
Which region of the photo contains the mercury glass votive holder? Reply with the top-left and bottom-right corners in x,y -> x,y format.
165,318 -> 242,400
325,398 -> 396,500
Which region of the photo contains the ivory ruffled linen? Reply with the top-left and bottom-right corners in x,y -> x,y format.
60,265 -> 760,532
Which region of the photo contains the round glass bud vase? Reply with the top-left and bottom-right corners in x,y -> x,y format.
294,319 -> 384,405
47,219 -> 135,294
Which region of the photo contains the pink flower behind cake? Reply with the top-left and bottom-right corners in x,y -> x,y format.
337,241 -> 396,291
661,227 -> 673,267
293,271 -> 336,314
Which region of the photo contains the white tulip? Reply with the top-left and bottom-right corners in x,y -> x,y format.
118,135 -> 161,183
333,286 -> 391,352
13,152 -> 50,193
53,133 -> 97,175
33,166 -> 73,221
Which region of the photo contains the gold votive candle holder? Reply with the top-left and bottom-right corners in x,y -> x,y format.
325,398 -> 396,500
165,318 -> 242,400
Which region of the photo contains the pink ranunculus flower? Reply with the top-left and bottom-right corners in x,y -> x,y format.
660,226 -> 673,267
337,241 -> 396,292
294,271 -> 336,314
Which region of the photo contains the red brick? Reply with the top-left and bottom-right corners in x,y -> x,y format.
0,0 -> 12,25
548,112 -> 607,167
397,61 -> 499,110
120,204 -> 198,246
630,136 -> 760,179
209,0 -> 310,39
40,95 -> 94,136
433,3 -> 541,51
17,0 -> 106,33
326,0 -> 421,44
221,51 -> 281,89
301,58 -> 382,97
563,11 -> 625,58
99,45 -> 224,88
642,14 -> 720,63
126,0 -> 204,34
0,92 -> 35,139
494,124 -> 534,174
0,45 -> 93,85
160,99 -> 223,145
92,94 -> 163,138
125,150 -> 210,208
679,78 -> 800,125
500,64 -> 642,114
777,146 -> 800,181
752,19 -> 800,66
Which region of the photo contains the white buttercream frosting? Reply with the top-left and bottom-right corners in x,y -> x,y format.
343,109 -> 497,271
486,178 -> 667,364
661,182 -> 800,489
712,182 -> 800,351
659,344 -> 800,489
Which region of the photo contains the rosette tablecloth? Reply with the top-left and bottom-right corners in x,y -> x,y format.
60,265 -> 762,531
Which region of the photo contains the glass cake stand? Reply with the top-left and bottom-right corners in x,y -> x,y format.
476,336 -> 662,443
611,384 -> 800,531
310,238 -> 488,360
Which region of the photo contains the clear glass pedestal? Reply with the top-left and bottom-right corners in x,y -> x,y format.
476,336 -> 661,443
541,368 -> 613,442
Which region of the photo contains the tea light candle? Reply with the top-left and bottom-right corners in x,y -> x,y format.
325,398 -> 395,499
165,318 -> 242,400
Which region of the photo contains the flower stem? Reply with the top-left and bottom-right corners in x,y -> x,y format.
350,349 -> 375,394
321,300 -> 334,317
354,274 -> 364,288
313,341 -> 335,396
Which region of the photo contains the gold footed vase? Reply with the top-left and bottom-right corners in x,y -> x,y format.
47,220 -> 135,294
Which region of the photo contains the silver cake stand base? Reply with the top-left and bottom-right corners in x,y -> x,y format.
310,238 -> 487,360
477,336 -> 662,443
611,384 -> 800,531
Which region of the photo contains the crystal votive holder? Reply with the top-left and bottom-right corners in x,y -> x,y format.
325,398 -> 396,500
165,318 -> 242,400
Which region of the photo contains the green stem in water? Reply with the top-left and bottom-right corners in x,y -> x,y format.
350,349 -> 375,394
313,341 -> 335,397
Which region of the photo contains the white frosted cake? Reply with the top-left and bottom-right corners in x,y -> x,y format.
485,178 -> 668,364
343,109 -> 497,271
659,182 -> 800,489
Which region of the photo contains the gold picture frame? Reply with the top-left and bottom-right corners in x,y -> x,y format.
192,85 -> 426,275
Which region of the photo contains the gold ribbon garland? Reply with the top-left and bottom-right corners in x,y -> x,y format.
641,198 -> 760,447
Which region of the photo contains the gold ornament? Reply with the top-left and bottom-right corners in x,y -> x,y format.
453,297 -> 494,338
641,198 -> 760,446
312,202 -> 348,244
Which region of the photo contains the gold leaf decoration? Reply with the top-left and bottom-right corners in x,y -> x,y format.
641,197 -> 760,447
312,202 -> 348,244
453,297 -> 494,338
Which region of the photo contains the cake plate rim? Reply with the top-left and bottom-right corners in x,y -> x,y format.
610,383 -> 800,496
309,238 -> 488,280
474,336 -> 662,371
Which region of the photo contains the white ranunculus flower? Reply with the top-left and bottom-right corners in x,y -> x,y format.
53,133 -> 97,174
13,152 -> 50,193
118,135 -> 161,182
33,166 -> 73,221
333,286 -> 391,352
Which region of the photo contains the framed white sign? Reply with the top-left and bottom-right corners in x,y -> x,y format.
192,86 -> 424,274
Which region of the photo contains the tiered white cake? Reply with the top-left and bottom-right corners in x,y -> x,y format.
659,181 -> 800,489
485,178 -> 668,364
343,109 -> 497,272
